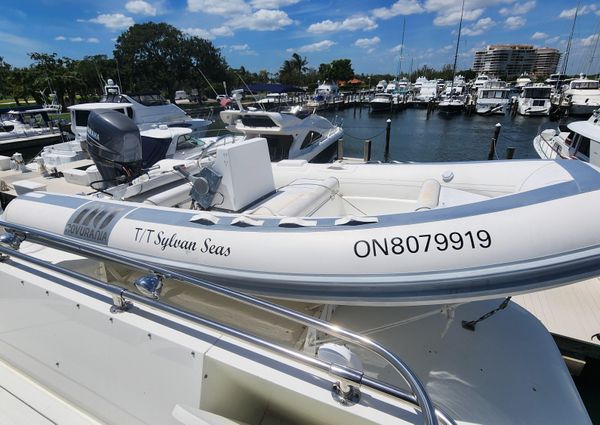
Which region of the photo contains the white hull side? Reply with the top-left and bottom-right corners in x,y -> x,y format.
0,250 -> 590,424
5,160 -> 600,305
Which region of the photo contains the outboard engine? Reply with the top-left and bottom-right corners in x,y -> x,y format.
86,109 -> 143,188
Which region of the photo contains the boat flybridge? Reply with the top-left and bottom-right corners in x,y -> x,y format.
0,108 -> 593,425
533,108 -> 600,162
0,106 -> 69,150
518,84 -> 553,116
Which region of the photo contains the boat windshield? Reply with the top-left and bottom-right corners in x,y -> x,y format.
129,94 -> 170,106
524,88 -> 551,99
571,81 -> 599,89
479,90 -> 509,99
176,134 -> 206,150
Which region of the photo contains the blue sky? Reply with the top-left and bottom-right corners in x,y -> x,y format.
2,0 -> 600,75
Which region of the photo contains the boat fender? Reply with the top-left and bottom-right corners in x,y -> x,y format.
415,179 -> 441,211
317,343 -> 363,372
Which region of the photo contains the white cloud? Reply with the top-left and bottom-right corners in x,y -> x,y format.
505,16 -> 525,29
424,0 -> 513,26
462,17 -> 495,36
390,43 -> 404,53
531,31 -> 548,40
371,0 -> 425,20
307,16 -> 377,33
559,4 -> 596,19
125,1 -> 158,16
499,1 -> 535,16
229,9 -> 293,30
355,36 -> 380,49
250,0 -> 299,8
228,43 -> 258,55
183,28 -> 214,39
184,25 -> 235,39
211,26 -> 234,37
287,40 -> 336,53
89,13 -> 134,30
578,34 -> 600,47
433,8 -> 483,26
55,35 -> 100,43
546,36 -> 560,44
187,0 -> 251,14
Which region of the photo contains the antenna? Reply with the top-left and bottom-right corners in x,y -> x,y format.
398,18 -> 406,79
450,0 -> 465,96
561,1 -> 579,82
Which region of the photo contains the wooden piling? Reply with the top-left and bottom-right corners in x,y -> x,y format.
363,139 -> 372,162
337,138 -> 344,160
384,119 -> 392,161
506,147 -> 516,159
487,123 -> 502,160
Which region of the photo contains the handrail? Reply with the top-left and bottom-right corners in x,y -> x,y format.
0,220 -> 450,425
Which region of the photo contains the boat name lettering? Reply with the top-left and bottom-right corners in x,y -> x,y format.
353,230 -> 492,258
134,227 -> 230,256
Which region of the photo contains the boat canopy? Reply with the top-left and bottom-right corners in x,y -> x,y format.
241,83 -> 305,94
567,121 -> 600,142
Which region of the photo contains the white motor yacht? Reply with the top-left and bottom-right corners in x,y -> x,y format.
472,74 -> 490,91
306,82 -> 342,111
375,79 -> 388,92
518,84 -> 553,116
0,107 -> 69,151
370,92 -> 396,113
533,109 -> 600,161
514,73 -> 532,90
475,82 -> 511,115
554,74 -> 600,116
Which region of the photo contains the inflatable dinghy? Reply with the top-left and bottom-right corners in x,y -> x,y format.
4,110 -> 600,305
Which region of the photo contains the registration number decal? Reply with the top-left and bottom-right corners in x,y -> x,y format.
353,230 -> 492,258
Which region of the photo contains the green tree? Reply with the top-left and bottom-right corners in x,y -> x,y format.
278,52 -> 308,85
329,59 -> 354,82
114,22 -> 228,100
0,57 -> 11,99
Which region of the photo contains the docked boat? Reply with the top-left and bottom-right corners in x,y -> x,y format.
6,109 -> 600,306
518,84 -> 553,116
306,82 -> 342,111
93,80 -> 212,134
533,109 -> 600,162
375,79 -> 388,92
472,74 -> 491,91
0,224 -> 590,424
256,92 -> 289,109
475,83 -> 511,115
514,73 -> 532,90
370,92 -> 395,113
0,106 -> 70,152
437,96 -> 465,114
553,74 -> 600,116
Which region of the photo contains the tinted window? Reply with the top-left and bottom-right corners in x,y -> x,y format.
300,131 -> 322,150
75,110 -> 91,127
264,135 -> 293,161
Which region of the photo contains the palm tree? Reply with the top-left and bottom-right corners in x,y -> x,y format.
291,53 -> 308,74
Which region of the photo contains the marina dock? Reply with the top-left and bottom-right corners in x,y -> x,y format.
514,277 -> 600,369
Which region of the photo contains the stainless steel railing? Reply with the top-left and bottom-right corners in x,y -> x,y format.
0,220 -> 453,425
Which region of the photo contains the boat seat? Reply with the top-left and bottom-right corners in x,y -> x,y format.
249,177 -> 339,217
414,179 -> 441,211
415,179 -> 491,210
